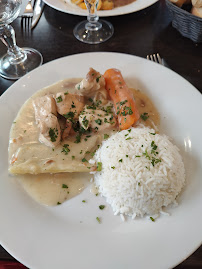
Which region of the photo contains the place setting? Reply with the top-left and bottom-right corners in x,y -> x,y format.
0,1 -> 202,269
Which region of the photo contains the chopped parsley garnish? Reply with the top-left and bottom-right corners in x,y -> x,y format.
143,149 -> 150,160
150,217 -> 155,222
138,182 -> 141,186
119,100 -> 128,106
126,137 -> 132,140
150,132 -> 156,135
56,95 -> 63,103
49,128 -> 58,142
63,111 -> 75,121
126,155 -> 129,158
82,158 -> 88,162
104,134 -> 109,139
97,162 -> 102,171
111,166 -> 115,169
99,205 -> 105,210
72,156 -> 75,160
135,155 -> 141,158
140,112 -> 149,121
96,76 -> 101,83
96,217 -> 101,223
64,92 -> 68,95
74,134 -> 81,144
62,184 -> 68,188
57,202 -> 61,205
82,116 -> 89,128
95,193 -> 99,196
119,159 -> 123,162
82,200 -> 86,203
61,144 -> 70,155
95,119 -> 102,125
24,130 -> 26,133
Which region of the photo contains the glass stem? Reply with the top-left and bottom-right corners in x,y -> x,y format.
84,0 -> 101,31
0,24 -> 26,64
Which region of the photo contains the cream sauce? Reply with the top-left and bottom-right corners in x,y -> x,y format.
10,79 -> 160,206
19,173 -> 91,206
132,88 -> 160,130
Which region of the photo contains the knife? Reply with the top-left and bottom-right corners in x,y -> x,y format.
31,0 -> 45,29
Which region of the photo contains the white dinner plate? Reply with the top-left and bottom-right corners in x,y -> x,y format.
0,52 -> 202,269
43,0 -> 159,17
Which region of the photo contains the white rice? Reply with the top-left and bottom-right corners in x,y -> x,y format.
92,127 -> 185,218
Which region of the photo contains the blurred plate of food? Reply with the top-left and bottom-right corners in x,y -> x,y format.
43,0 -> 159,16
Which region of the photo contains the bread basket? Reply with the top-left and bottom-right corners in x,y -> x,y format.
165,0 -> 202,42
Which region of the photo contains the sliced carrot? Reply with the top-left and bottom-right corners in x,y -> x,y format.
104,68 -> 140,130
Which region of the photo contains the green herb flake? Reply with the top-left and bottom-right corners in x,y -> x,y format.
61,144 -> 70,155
82,116 -> 89,128
82,200 -> 86,203
96,217 -> 101,223
24,130 -> 26,133
111,166 -> 115,169
96,76 -> 101,83
64,92 -> 68,95
104,134 -> 109,139
49,128 -> 58,142
126,137 -> 132,140
140,112 -> 149,121
99,205 -> 105,210
72,156 -> 75,160
95,193 -> 99,196
126,155 -> 129,158
56,95 -> 63,103
74,134 -> 81,144
57,202 -> 61,205
63,111 -> 75,121
95,119 -> 102,125
62,184 -> 68,188
119,159 -> 123,162
97,162 -> 102,172
82,158 -> 88,162
150,217 -> 155,222
150,132 -> 156,135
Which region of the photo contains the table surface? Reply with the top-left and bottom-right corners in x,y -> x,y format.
0,0 -> 201,268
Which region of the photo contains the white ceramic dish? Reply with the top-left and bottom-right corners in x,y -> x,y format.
0,52 -> 202,269
43,0 -> 159,17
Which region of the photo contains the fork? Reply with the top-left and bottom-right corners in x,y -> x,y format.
21,0 -> 34,29
147,53 -> 163,65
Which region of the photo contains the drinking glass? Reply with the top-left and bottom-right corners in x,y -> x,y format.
0,0 -> 43,80
73,0 -> 114,44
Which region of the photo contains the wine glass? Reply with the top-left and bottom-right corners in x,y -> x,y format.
0,0 -> 43,80
73,0 -> 114,44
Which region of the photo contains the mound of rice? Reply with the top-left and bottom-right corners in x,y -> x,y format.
92,127 -> 185,219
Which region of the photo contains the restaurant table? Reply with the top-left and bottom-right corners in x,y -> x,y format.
0,0 -> 201,268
